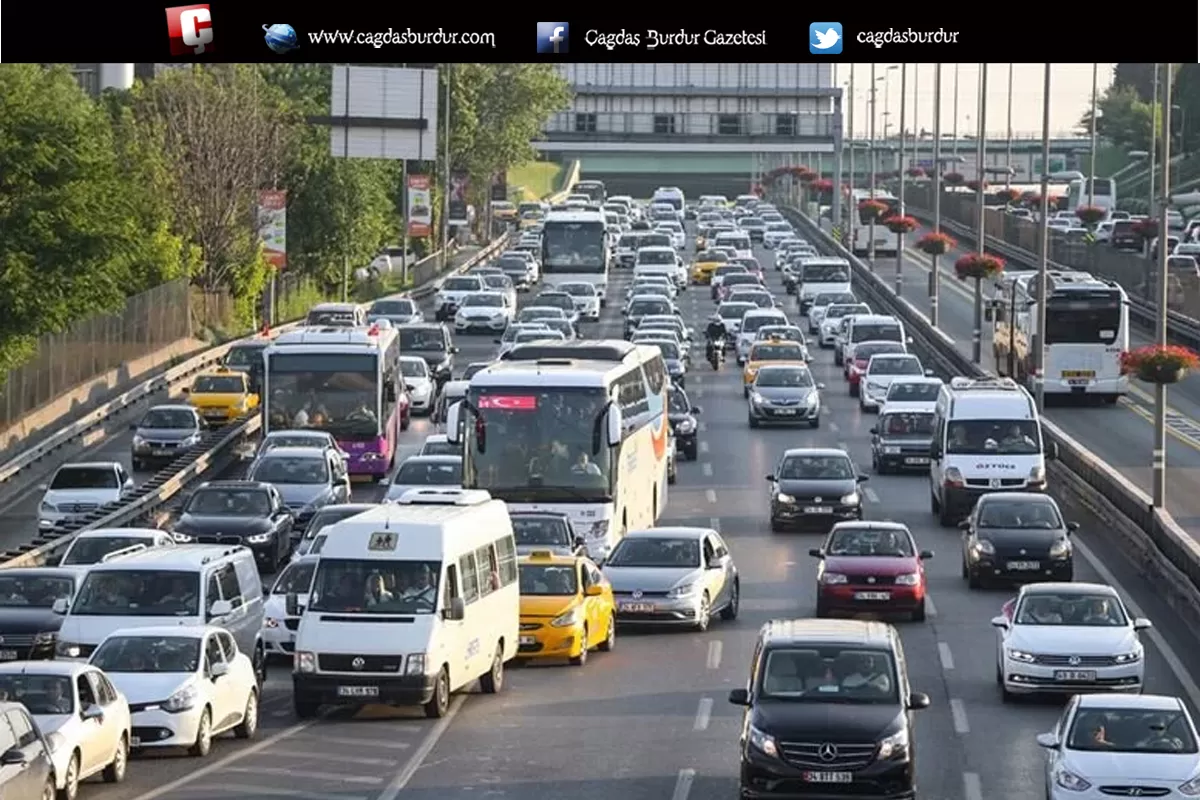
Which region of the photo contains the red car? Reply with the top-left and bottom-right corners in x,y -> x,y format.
844,341 -> 907,396
810,521 -> 932,621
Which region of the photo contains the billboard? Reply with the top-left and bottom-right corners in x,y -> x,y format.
490,171 -> 508,202
407,174 -> 433,238
257,189 -> 287,269
449,171 -> 470,226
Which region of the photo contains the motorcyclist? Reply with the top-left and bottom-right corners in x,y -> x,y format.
705,315 -> 726,368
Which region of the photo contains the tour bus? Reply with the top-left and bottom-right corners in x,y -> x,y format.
262,325 -> 403,477
848,189 -> 901,256
289,490 -> 519,719
540,209 -> 610,300
992,270 -> 1128,403
573,180 -> 607,204
445,340 -> 670,559
1067,177 -> 1117,217
651,187 -> 686,221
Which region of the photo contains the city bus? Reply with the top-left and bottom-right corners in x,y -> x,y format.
992,270 -> 1128,403
848,189 -> 901,256
540,209 -> 610,299
262,325 -> 403,477
1067,178 -> 1116,217
444,340 -> 669,559
573,180 -> 607,204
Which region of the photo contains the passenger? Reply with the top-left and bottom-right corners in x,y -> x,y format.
44,681 -> 72,714
364,574 -> 394,607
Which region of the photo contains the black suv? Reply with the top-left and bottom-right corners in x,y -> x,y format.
728,619 -> 929,799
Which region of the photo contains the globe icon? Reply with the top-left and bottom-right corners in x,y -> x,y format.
263,24 -> 299,54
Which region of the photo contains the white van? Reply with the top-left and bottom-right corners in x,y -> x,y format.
797,257 -> 853,315
928,377 -> 1058,526
714,231 -> 753,261
289,489 -> 519,719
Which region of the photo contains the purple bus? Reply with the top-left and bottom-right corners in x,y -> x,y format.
263,326 -> 406,478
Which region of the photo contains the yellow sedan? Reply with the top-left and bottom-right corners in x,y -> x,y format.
516,552 -> 616,666
743,339 -> 808,397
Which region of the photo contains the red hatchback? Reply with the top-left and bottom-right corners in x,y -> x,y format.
811,521 -> 932,621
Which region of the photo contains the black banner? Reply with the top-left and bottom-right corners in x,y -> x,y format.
3,11 -> 1195,62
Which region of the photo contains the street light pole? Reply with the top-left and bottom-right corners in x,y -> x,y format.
913,63 -> 920,168
897,64 -> 908,296
1153,64 -> 1174,509
972,63 -> 988,364
1006,63 -> 1014,188
848,65 -> 856,248
1035,64 -> 1052,413
952,63 -> 960,157
869,63 -> 878,267
931,64 -> 943,328
1149,64 -> 1158,234
1088,63 -> 1098,208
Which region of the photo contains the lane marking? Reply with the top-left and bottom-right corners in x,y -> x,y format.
696,389 -> 705,398
705,488 -> 718,504
937,641 -> 955,671
702,463 -> 714,477
963,771 -> 984,800
184,785 -> 368,800
707,639 -> 724,669
925,595 -> 938,617
301,734 -> 412,750
863,487 -> 880,504
225,766 -> 383,785
709,517 -> 722,532
698,421 -> 708,432
264,749 -> 400,766
693,697 -> 713,731
828,422 -> 840,434
376,694 -> 467,800
699,441 -> 710,454
672,768 -> 696,800
950,698 -> 970,734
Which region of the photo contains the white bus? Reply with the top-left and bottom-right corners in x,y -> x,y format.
848,189 -> 901,256
573,180 -> 607,204
540,209 -> 610,299
992,270 -> 1128,403
1067,177 -> 1116,216
290,490 -> 519,719
446,340 -> 670,559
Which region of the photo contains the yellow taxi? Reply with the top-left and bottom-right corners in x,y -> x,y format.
491,201 -> 517,222
518,210 -> 544,230
743,337 -> 809,397
690,250 -> 730,285
517,550 -> 616,666
184,367 -> 259,422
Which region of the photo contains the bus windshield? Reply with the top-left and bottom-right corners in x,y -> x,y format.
542,221 -> 607,272
266,352 -> 380,437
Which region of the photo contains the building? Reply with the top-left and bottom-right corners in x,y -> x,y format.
65,64 -> 152,97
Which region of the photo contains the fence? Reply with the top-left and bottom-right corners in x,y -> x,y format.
0,280 -> 193,429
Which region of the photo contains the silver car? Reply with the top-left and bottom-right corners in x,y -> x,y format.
601,527 -> 739,631
245,446 -> 351,529
385,456 -> 463,501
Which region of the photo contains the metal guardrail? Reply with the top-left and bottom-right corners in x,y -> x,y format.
0,233 -> 514,568
780,203 -> 1200,609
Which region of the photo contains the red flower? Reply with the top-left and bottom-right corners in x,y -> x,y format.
884,215 -> 919,234
1119,345 -> 1200,379
811,178 -> 834,193
906,167 -> 926,179
916,231 -> 956,256
1132,219 -> 1159,239
943,172 -> 965,186
792,166 -> 816,183
1075,205 -> 1107,226
953,253 -> 1005,281
966,179 -> 988,192
993,188 -> 1021,204
858,199 -> 890,220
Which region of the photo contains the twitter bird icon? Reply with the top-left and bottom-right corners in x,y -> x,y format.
809,22 -> 843,54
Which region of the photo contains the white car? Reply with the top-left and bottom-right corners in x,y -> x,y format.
90,625 -> 260,756
762,222 -> 795,249
627,275 -> 677,302
735,310 -> 789,364
807,291 -> 858,334
655,221 -> 686,250
399,355 -> 435,414
263,556 -> 316,658
495,323 -> 553,358
516,306 -> 567,327
993,582 -> 1151,700
819,304 -> 871,348
60,528 -> 176,566
434,275 -> 485,322
38,462 -> 134,532
500,249 -> 540,284
860,353 -> 926,412
557,282 -> 603,319
878,377 -> 943,415
385,455 -> 463,501
1037,693 -> 1200,799
0,661 -> 131,797
419,433 -> 460,457
454,291 -> 513,334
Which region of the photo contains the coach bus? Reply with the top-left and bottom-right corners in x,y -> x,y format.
1067,177 -> 1116,217
848,189 -> 901,256
573,180 -> 607,204
445,340 -> 669,559
540,209 -> 610,297
262,325 -> 403,477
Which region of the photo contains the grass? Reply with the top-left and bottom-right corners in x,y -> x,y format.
508,162 -> 564,202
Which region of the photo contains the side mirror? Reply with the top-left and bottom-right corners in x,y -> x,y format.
51,598 -> 68,615
958,520 -> 971,530
208,599 -> 233,619
919,550 -> 934,560
907,692 -> 931,710
1067,522 -> 1080,533
691,406 -> 701,414
925,369 -> 936,377
180,387 -> 190,394
765,474 -> 775,482
285,593 -> 300,616
1044,440 -> 1059,461
585,584 -> 604,597
574,535 -> 586,549
404,383 -> 415,392
493,339 -> 502,344
209,661 -> 230,679
808,548 -> 824,558
129,422 -> 138,430
728,688 -> 750,706
449,346 -> 460,354
869,427 -> 878,435
1036,732 -> 1060,749
37,483 -> 48,492
906,336 -> 914,345
443,597 -> 466,621
81,704 -> 104,722
990,615 -> 1009,629
1133,618 -> 1153,631
445,403 -> 463,444
856,474 -> 869,483
0,749 -> 25,766
606,405 -> 624,447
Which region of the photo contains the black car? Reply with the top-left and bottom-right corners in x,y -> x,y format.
398,323 -> 458,384
292,502 -> 379,557
728,618 -> 929,800
870,410 -> 935,474
511,511 -> 586,557
171,480 -> 294,570
0,569 -> 80,661
767,448 -> 867,532
960,492 -> 1077,588
669,386 -> 701,460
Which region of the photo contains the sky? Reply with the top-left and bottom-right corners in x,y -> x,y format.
836,63 -> 1117,140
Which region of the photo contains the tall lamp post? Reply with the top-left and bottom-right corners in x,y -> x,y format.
1035,64 -> 1052,412
912,64 -> 920,168
1088,63 -> 1099,207
848,66 -> 857,248
952,64 -> 960,157
896,64 -> 908,296
931,64 -> 943,328
1153,65 -> 1174,509
869,63 -> 879,266
972,63 -> 989,364
883,65 -> 898,142
1006,63 -> 1014,189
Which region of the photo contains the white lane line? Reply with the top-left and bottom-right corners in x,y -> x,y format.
1074,538 -> 1200,711
698,421 -> 708,432
697,389 -> 705,398
828,422 -> 840,434
693,697 -> 714,731
225,766 -> 383,785
963,771 -> 984,800
301,735 -> 412,750
264,749 -> 400,766
672,768 -> 696,800
950,698 -> 971,734
707,639 -> 724,669
184,785 -> 367,800
937,641 -> 955,671
709,517 -> 722,531
863,487 -> 880,504
705,488 -> 718,504
925,595 -> 938,616
377,694 -> 467,800
702,463 -> 714,477
699,441 -> 710,454
129,721 -> 315,800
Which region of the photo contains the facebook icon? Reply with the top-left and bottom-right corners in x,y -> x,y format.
536,22 -> 569,54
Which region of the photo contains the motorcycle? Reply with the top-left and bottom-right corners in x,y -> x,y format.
706,336 -> 726,370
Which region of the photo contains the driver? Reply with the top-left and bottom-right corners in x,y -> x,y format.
840,654 -> 891,693
705,315 -> 726,343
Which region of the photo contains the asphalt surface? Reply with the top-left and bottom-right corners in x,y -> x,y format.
70,229 -> 1200,800
894,225 -> 1200,532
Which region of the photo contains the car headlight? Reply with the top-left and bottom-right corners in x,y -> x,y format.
775,492 -> 795,504
1114,648 -> 1143,664
1029,465 -> 1046,482
1054,769 -> 1092,792
550,607 -> 583,628
172,531 -> 194,543
406,653 -> 426,675
748,725 -> 779,757
163,683 -> 199,713
840,493 -> 860,506
246,531 -> 273,544
867,382 -> 886,393
894,573 -> 921,586
805,392 -> 819,407
973,539 -> 995,555
55,641 -> 83,658
44,731 -> 66,754
1006,648 -> 1037,663
750,392 -> 764,404
40,501 -> 58,513
884,445 -> 901,454
132,434 -> 146,448
668,582 -> 698,599
821,572 -> 848,585
1048,539 -> 1072,559
877,727 -> 909,759
677,418 -> 696,434
295,650 -> 317,673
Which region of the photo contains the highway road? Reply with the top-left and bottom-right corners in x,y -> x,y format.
64,228 -> 1200,800
891,225 -> 1200,532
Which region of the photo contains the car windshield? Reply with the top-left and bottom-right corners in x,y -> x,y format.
0,574 -> 74,608
518,331 -> 562,344
870,357 -> 922,375
826,304 -> 871,320
1015,592 -> 1128,626
394,460 -> 462,485
742,315 -> 785,335
1068,708 -> 1198,754
90,635 -> 200,673
63,535 -> 155,565
370,299 -> 415,315
606,537 -> 701,568
643,340 -> 680,360
0,674 -> 74,714
497,257 -> 528,272
977,499 -> 1063,529
185,488 -> 272,516
699,251 -> 729,263
638,250 -> 675,265
308,559 -> 441,614
827,527 -> 914,557
251,457 -> 328,485
668,388 -> 692,414
946,420 -> 1040,455
802,265 -> 849,282
767,223 -> 792,232
272,561 -> 316,594
878,412 -> 934,437
536,295 -> 573,310
855,343 -> 906,360
756,368 -> 813,388
483,276 -> 512,291
73,570 -> 201,616
618,234 -> 643,248
639,323 -> 680,338
760,647 -> 899,703
519,564 -> 578,595
50,467 -> 118,490
885,382 -> 940,402
400,359 -> 429,378
398,328 -> 446,352
561,284 -> 594,297
852,324 -> 903,344
779,455 -> 855,480
421,439 -> 459,456
512,516 -> 571,547
734,293 -> 774,308
719,303 -> 755,320
630,299 -> 671,316
751,343 -> 805,361
140,409 -> 197,429
464,293 -> 503,308
518,308 -> 564,322
193,375 -> 244,393
443,278 -> 481,292
815,293 -> 856,306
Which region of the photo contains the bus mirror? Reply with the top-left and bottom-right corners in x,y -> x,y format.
1044,440 -> 1059,461
606,406 -> 623,447
445,403 -> 462,444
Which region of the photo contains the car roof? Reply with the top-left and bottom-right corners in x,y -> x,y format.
107,624 -> 219,640
145,404 -> 195,414
624,526 -> 713,540
781,447 -> 850,459
1075,694 -> 1183,711
264,429 -> 331,439
1019,581 -> 1116,597
761,618 -> 894,648
398,455 -> 462,465
0,661 -> 97,677
198,480 -> 273,491
59,462 -> 121,470
828,521 -> 910,534
977,492 -> 1058,505
254,447 -> 330,459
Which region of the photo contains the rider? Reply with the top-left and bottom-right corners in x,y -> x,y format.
704,315 -> 726,366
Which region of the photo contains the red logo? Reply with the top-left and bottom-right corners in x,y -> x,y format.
477,395 -> 538,411
165,5 -> 213,56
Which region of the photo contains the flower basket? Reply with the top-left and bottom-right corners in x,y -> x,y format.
811,178 -> 834,193
942,172 -> 965,186
954,253 -> 1005,281
858,199 -> 890,221
794,167 -> 816,183
1120,345 -> 1200,384
1075,205 -> 1107,226
885,215 -> 919,234
993,188 -> 1021,205
906,167 -> 926,179
966,179 -> 988,192
916,231 -> 956,256
1132,219 -> 1159,240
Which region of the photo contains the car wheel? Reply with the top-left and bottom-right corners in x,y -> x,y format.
42,776 -> 55,800
57,751 -> 79,800
720,580 -> 740,621
748,414 -> 759,429
424,667 -> 451,718
102,734 -> 128,783
234,689 -> 259,739
694,594 -> 711,632
188,708 -> 213,757
569,627 -> 590,666
598,614 -> 616,652
293,696 -> 320,719
911,600 -> 927,622
479,645 -> 505,692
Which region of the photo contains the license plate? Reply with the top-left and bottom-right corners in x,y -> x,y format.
151,449 -> 173,456
0,651 -> 17,661
519,635 -> 536,646
1054,670 -> 1096,682
904,456 -> 930,465
619,602 -> 655,613
1067,379 -> 1091,386
1007,561 -> 1041,571
803,772 -> 853,783
130,737 -> 141,747
804,506 -> 833,514
854,592 -> 891,601
774,408 -> 797,415
336,685 -> 379,697
1061,370 -> 1095,379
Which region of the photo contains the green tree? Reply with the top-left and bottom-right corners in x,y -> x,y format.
1172,64 -> 1200,156
1079,86 -> 1160,152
